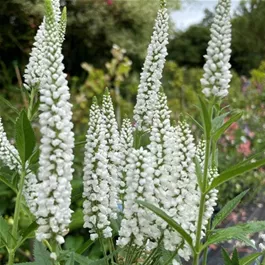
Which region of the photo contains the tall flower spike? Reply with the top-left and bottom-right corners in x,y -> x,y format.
24,0 -> 62,90
35,0 -> 74,244
163,122 -> 200,261
147,91 -> 174,215
119,118 -> 133,202
101,89 -> 121,217
83,98 -> 113,240
201,0 -> 232,98
133,1 -> 169,131
117,147 -> 160,250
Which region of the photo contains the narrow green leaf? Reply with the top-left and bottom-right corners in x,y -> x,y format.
74,253 -> 90,264
16,221 -> 38,248
0,174 -> 17,192
208,158 -> 265,191
240,253 -> 263,265
231,248 -> 240,265
222,248 -> 233,265
76,238 -> 94,254
0,95 -> 19,114
185,112 -> 203,131
15,261 -> 39,265
15,110 -> 36,165
66,252 -> 75,265
212,190 -> 248,228
234,234 -> 256,249
212,112 -> 242,141
198,96 -> 211,138
203,221 -> 265,250
137,200 -> 194,252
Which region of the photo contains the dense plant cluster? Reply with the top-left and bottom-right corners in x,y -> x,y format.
1,0 -> 265,265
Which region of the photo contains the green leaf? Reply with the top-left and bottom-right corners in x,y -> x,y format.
137,200 -> 194,252
234,234 -> 256,249
212,190 -> 248,228
198,96 -> 211,139
222,248 -> 233,265
73,253 -> 90,264
207,158 -> 265,191
33,240 -> 52,265
76,238 -> 94,254
15,255 -> 38,265
211,111 -> 230,132
66,252 -> 75,265
16,221 -> 38,248
0,173 -> 17,192
185,112 -> 203,131
15,110 -> 36,165
0,216 -> 11,247
240,253 -> 263,265
231,248 -> 240,265
0,95 -> 19,114
203,221 -> 265,250
212,111 -> 242,141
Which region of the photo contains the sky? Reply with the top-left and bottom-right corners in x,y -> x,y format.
171,0 -> 241,30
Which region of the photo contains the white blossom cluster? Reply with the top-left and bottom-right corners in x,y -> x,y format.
201,0 -> 232,98
118,92 -> 203,261
119,119 -> 134,201
83,92 -> 122,240
133,4 -> 169,131
34,1 -> 74,244
0,118 -> 39,215
102,90 -> 121,215
163,122 -> 200,261
24,0 -> 63,90
117,147 -> 160,250
195,141 -> 218,235
0,118 -> 20,170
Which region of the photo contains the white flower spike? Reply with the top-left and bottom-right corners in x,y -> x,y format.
133,1 -> 169,131
201,0 -> 232,98
24,0 -> 64,90
83,98 -> 113,240
35,0 -> 74,244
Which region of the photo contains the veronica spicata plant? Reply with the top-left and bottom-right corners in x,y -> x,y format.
2,0 -> 265,265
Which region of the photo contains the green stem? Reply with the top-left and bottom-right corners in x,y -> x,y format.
193,136 -> 211,265
27,87 -> 37,121
7,250 -> 15,265
202,221 -> 211,265
8,166 -> 26,265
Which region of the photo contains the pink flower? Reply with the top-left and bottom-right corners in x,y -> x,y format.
237,140 -> 251,157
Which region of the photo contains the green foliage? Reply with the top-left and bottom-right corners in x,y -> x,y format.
208,157 -> 265,191
15,110 -> 36,165
212,190 -> 249,229
137,200 -> 194,252
203,221 -> 265,249
239,253 -> 264,265
221,248 -> 240,265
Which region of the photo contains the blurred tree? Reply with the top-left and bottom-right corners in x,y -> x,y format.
167,25 -> 210,68
231,0 -> 265,75
0,0 -> 180,89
